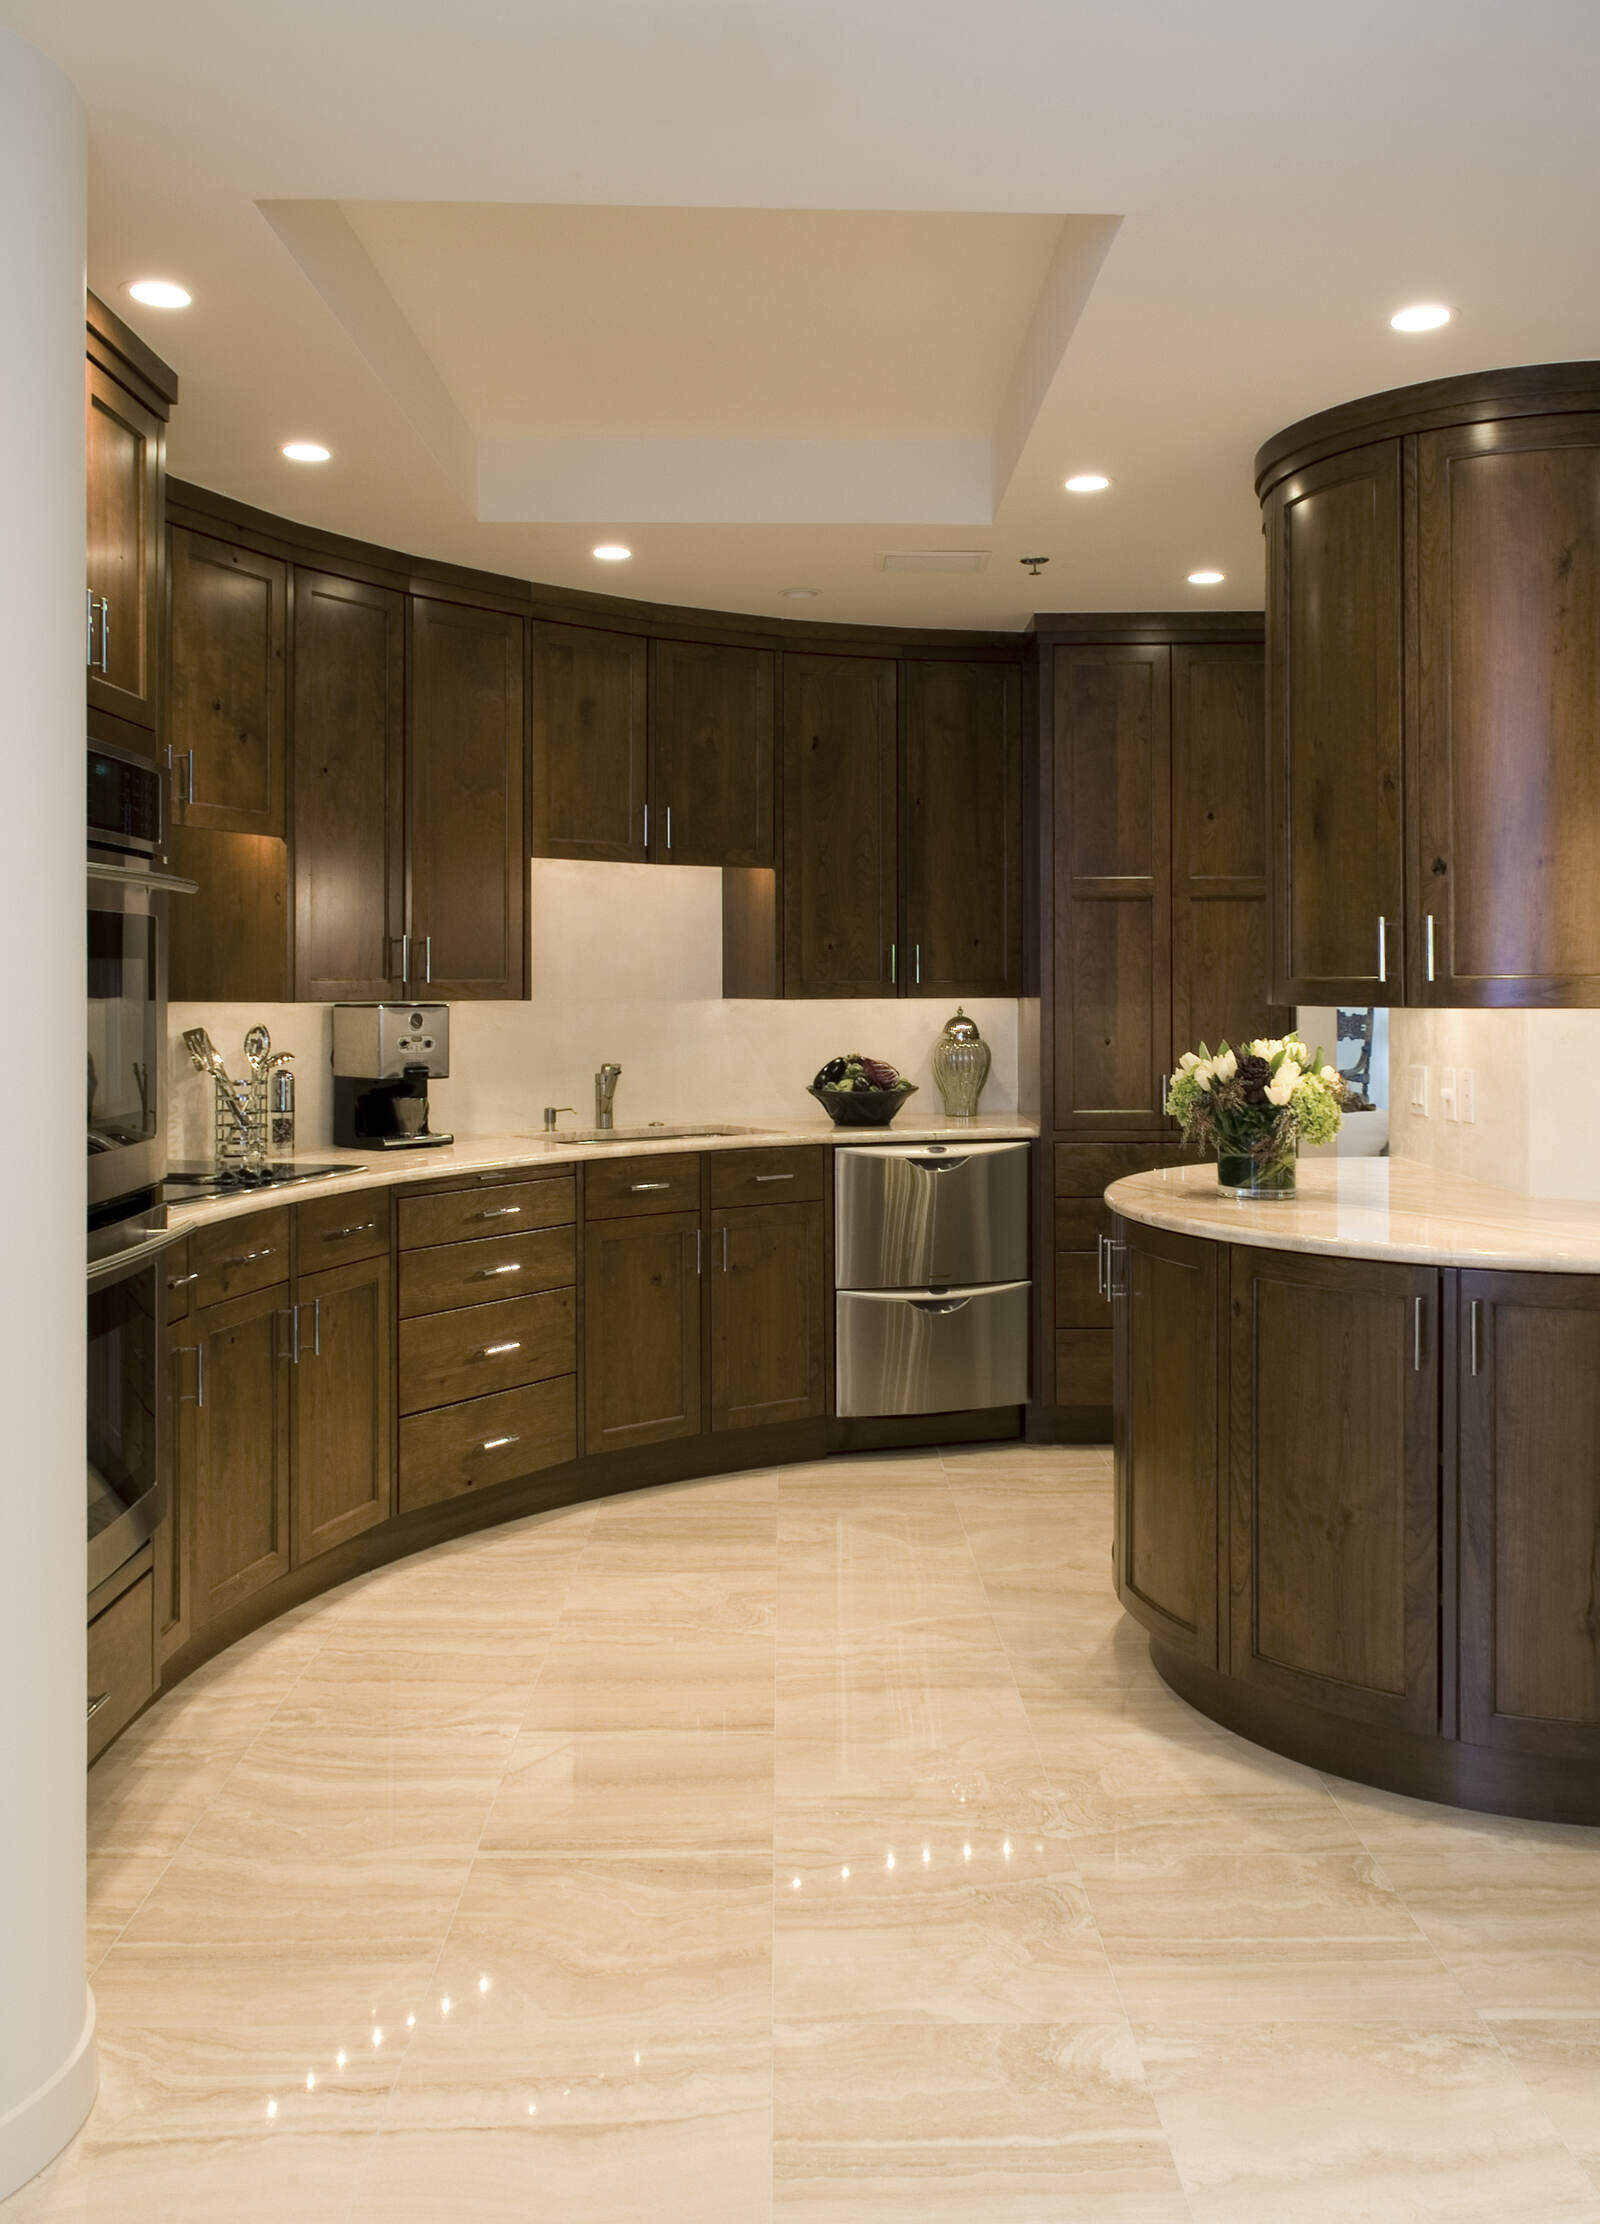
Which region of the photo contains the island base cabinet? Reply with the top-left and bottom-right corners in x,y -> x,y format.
1227,1245 -> 1440,1736
1458,1271 -> 1600,1765
710,1201 -> 826,1432
291,1253 -> 394,1567
189,1283 -> 293,1629
1113,1220 -> 1221,1664
584,1211 -> 703,1454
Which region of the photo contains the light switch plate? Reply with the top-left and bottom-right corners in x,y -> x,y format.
1459,1068 -> 1476,1124
1407,1063 -> 1430,1116
1439,1065 -> 1458,1121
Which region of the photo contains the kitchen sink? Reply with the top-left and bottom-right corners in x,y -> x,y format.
530,1124 -> 782,1146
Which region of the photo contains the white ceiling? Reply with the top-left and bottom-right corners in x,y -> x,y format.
8,0 -> 1600,626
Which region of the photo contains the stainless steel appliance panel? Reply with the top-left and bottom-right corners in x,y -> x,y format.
835,1282 -> 1030,1417
833,1140 -> 1030,1290
332,1002 -> 451,1080
86,1243 -> 167,1589
87,868 -> 166,1209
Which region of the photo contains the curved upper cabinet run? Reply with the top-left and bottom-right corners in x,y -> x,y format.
1256,362 -> 1600,1009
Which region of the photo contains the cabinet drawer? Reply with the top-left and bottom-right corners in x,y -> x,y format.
399,1225 -> 575,1318
399,1288 -> 576,1416
1054,1143 -> 1197,1198
583,1154 -> 701,1219
1055,1327 -> 1112,1408
1054,1197 -> 1112,1250
398,1376 -> 577,1514
398,1175 -> 575,1252
1055,1249 -> 1109,1329
710,1145 -> 823,1208
164,1240 -> 195,1323
188,1207 -> 291,1308
296,1189 -> 390,1268
87,1571 -> 155,1765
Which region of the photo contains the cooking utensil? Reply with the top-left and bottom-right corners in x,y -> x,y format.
181,1027 -> 251,1136
243,1023 -> 271,1074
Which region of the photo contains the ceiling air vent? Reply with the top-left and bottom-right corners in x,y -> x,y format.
876,550 -> 990,575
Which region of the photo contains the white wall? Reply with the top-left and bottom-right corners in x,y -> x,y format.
0,28 -> 97,2200
171,859 -> 1020,1154
1387,1006 -> 1600,1199
1294,1004 -> 1390,1161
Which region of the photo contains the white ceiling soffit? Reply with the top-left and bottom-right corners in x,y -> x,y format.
259,200 -> 1119,527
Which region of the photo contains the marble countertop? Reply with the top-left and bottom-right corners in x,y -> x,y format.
93,1115 -> 1037,1275
1107,1155 -> 1600,1274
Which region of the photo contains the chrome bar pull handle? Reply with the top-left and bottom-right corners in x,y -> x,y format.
479,1262 -> 522,1278
398,933 -> 411,984
629,1181 -> 670,1193
480,1433 -> 520,1453
753,1172 -> 794,1183
87,1691 -> 110,1722
1425,914 -> 1436,983
914,943 -> 921,986
284,1306 -> 301,1365
1469,1298 -> 1482,1377
643,801 -> 649,850
1377,916 -> 1387,985
86,588 -> 96,666
423,936 -> 432,984
722,1225 -> 730,1273
101,598 -> 111,673
695,1227 -> 702,1276
1096,1232 -> 1107,1300
889,942 -> 897,986
311,1297 -> 321,1358
195,1343 -> 205,1408
1413,1294 -> 1426,1372
665,805 -> 672,851
478,1340 -> 523,1360
168,1269 -> 199,1291
476,1204 -> 522,1220
324,1221 -> 377,1241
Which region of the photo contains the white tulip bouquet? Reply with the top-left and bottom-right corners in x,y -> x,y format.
1166,1034 -> 1345,1197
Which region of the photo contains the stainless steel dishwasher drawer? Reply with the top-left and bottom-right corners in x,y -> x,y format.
833,1140 -> 1030,1288
836,1283 -> 1031,1417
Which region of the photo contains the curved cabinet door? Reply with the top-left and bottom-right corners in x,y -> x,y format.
190,1283 -> 292,1629
1414,414 -> 1600,1005
583,1210 -> 703,1454
901,658 -> 1022,998
1265,440 -> 1404,1004
781,653 -> 898,997
650,637 -> 774,867
1227,1245 -> 1439,1733
710,1201 -> 825,1431
291,1253 -> 394,1567
1458,1271 -> 1600,1763
1114,1220 -> 1222,1663
86,361 -> 162,732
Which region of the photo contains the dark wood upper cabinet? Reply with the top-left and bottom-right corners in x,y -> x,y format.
292,569 -> 405,1000
1114,1219 -> 1221,1665
583,1210 -> 703,1454
782,653 -> 899,997
406,596 -> 527,999
168,527 -> 287,834
86,360 -> 163,734
710,1200 -> 826,1431
290,1252 -> 394,1566
188,1281 -> 292,1630
1171,643 -> 1288,1055
1458,1270 -> 1600,1764
1414,415 -> 1600,1005
648,638 -> 774,867
1228,1244 -> 1439,1736
1052,644 -> 1171,1133
901,659 -> 1022,998
1264,439 -> 1404,1004
532,621 -> 648,862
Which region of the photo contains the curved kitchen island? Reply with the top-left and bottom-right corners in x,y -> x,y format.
1107,1158 -> 1600,1824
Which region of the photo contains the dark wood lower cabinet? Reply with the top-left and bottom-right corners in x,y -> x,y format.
1228,1244 -> 1440,1735
291,1253 -> 394,1566
1458,1270 -> 1600,1765
710,1201 -> 826,1431
158,1311 -> 199,1663
189,1282 -> 293,1627
584,1210 -> 703,1453
1114,1221 -> 1221,1664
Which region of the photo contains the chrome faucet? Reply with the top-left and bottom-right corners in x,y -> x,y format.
594,1063 -> 622,1131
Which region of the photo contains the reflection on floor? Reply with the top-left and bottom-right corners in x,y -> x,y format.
11,1445 -> 1600,2221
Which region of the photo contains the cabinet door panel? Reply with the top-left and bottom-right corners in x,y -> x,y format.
86,362 -> 161,730
1459,1272 -> 1600,1762
292,1254 -> 394,1566
1229,1246 -> 1438,1732
159,1313 -> 199,1664
710,1201 -> 825,1431
168,824 -> 291,1002
583,1211 -> 702,1454
1052,646 -> 1171,1133
650,638 -> 773,866
901,659 -> 1022,997
169,528 -> 287,834
781,654 -> 898,996
407,597 -> 526,998
532,622 -> 647,861
1115,1222 -> 1220,1663
192,1284 -> 292,1628
1416,417 -> 1600,1004
1266,441 -> 1403,1002
293,569 -> 405,999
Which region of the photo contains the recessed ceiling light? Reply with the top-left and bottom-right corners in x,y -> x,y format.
1390,303 -> 1452,333
1187,569 -> 1225,586
126,278 -> 191,309
592,543 -> 631,561
781,588 -> 819,600
1064,473 -> 1110,493
281,441 -> 330,464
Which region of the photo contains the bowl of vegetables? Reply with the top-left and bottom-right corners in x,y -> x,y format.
807,1054 -> 918,1128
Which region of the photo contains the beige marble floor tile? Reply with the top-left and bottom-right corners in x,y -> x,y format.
273,1646 -> 542,1736
121,1841 -> 473,1950
774,1820 -> 1122,2024
563,1565 -> 776,1631
777,1501 -> 991,1632
1138,2019 -> 1600,2223
479,1727 -> 773,1855
3,2127 -> 381,2224
86,1701 -> 276,1857
85,1848 -> 174,1972
521,1612 -> 775,1731
1482,2015 -> 1600,2185
939,1440 -> 1112,1484
774,2018 -> 1185,2222
347,2117 -> 772,2224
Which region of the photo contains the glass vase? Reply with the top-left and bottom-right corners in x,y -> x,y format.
1216,1141 -> 1297,1200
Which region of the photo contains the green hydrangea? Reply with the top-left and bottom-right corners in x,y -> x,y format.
1166,1069 -> 1204,1123
1291,1076 -> 1343,1145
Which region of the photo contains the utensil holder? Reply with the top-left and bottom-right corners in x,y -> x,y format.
211,1071 -> 267,1175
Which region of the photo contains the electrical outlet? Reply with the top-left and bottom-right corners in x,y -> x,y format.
1459,1068 -> 1476,1124
1439,1065 -> 1458,1121
1407,1062 -> 1430,1117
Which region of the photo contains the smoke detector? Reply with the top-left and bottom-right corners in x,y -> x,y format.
1020,555 -> 1050,577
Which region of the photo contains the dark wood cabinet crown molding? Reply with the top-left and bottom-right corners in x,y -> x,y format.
87,290 -> 179,415
1029,611 -> 1264,645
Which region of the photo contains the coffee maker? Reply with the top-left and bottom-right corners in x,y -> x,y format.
332,1003 -> 453,1149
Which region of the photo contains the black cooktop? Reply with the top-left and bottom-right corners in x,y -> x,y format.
164,1160 -> 355,1201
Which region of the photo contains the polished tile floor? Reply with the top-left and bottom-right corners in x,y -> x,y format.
12,1445 -> 1600,2220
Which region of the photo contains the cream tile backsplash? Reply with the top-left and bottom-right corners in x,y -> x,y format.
170,859 -> 1022,1159
1388,1005 -> 1600,1200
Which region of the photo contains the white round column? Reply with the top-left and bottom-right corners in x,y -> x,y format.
0,25 -> 96,2201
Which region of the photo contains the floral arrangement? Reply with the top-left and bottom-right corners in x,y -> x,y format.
1166,1034 -> 1345,1195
